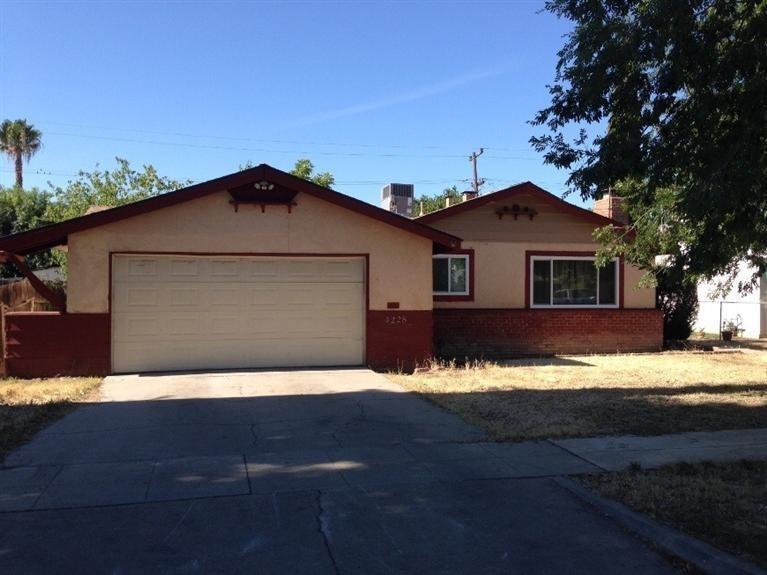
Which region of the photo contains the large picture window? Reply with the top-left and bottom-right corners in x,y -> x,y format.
531,256 -> 618,307
433,254 -> 469,295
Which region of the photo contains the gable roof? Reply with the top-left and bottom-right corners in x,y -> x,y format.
0,164 -> 461,255
416,181 -> 624,228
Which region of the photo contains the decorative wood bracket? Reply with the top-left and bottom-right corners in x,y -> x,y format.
495,204 -> 538,221
227,180 -> 298,214
0,251 -> 66,311
229,200 -> 297,214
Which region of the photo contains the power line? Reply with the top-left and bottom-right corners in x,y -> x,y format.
44,131 -> 542,161
0,168 -> 478,188
38,120 -> 537,154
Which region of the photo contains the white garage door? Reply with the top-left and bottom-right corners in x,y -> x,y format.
111,255 -> 365,373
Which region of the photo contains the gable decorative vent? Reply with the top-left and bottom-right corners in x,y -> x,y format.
495,204 -> 538,221
228,180 -> 298,213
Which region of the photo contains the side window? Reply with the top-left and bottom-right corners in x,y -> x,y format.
433,255 -> 469,295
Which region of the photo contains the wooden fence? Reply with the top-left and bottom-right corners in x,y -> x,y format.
0,279 -> 56,376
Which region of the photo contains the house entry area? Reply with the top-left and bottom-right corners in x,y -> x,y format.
111,254 -> 366,373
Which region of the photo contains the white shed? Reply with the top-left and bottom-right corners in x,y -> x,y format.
694,262 -> 766,338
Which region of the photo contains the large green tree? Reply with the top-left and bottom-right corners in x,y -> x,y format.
412,186 -> 462,217
531,1 -> 767,291
46,157 -> 190,222
239,159 -> 335,188
0,119 -> 42,189
289,159 -> 335,188
0,186 -> 56,277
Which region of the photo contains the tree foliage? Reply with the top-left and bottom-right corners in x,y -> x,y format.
289,159 -> 335,188
239,158 -> 335,188
0,119 -> 42,189
0,186 -> 56,277
532,1 -> 767,289
412,186 -> 462,216
45,157 -> 190,223
656,267 -> 700,341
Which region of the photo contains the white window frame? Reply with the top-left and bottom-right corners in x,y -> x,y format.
530,255 -> 619,309
433,254 -> 470,296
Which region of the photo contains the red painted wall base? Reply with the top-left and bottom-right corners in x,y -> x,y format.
3,308 -> 657,377
434,308 -> 663,359
366,310 -> 433,372
4,312 -> 110,377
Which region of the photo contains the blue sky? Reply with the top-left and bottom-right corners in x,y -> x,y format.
0,1 -> 584,206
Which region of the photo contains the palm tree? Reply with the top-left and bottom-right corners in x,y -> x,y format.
0,119 -> 42,189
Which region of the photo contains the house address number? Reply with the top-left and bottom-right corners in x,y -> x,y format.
385,314 -> 408,325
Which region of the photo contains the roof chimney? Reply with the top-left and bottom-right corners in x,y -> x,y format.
593,191 -> 627,223
462,190 -> 478,202
381,183 -> 414,217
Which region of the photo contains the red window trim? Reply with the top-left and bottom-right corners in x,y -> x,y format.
433,248 -> 475,302
524,250 -> 625,309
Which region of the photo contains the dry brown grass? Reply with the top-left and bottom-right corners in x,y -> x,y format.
0,377 -> 102,460
581,460 -> 767,568
391,352 -> 767,440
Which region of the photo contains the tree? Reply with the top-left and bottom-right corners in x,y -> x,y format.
0,186 -> 56,277
289,159 -> 335,188
411,186 -> 462,217
656,266 -> 700,341
0,119 -> 43,189
531,1 -> 767,290
239,159 -> 335,188
46,157 -> 190,222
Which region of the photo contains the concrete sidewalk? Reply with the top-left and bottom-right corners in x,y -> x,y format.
551,428 -> 767,471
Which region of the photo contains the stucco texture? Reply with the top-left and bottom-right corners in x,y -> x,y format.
428,193 -> 655,309
66,191 -> 434,313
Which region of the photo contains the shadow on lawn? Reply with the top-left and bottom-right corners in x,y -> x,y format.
423,382 -> 767,440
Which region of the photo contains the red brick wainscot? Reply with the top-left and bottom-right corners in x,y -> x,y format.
433,308 -> 663,359
366,310 -> 433,372
4,312 -> 110,377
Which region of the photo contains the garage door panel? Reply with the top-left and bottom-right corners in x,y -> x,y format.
112,255 -> 365,373
169,259 -> 199,277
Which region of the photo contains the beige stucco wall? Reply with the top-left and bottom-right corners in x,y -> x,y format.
431,192 -> 598,243
67,191 -> 434,313
429,194 -> 655,309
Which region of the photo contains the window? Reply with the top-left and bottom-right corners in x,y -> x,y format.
531,256 -> 618,307
433,254 -> 469,295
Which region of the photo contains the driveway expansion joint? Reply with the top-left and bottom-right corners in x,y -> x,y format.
545,438 -> 609,472
314,490 -> 340,575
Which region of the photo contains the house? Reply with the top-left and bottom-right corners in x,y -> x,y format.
417,185 -> 660,358
694,261 -> 766,338
0,164 -> 661,377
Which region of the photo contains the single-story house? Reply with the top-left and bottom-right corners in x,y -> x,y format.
0,164 -> 661,377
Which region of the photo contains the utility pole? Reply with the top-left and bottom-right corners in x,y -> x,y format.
468,148 -> 486,194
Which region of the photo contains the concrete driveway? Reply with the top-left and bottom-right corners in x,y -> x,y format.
0,369 -> 680,574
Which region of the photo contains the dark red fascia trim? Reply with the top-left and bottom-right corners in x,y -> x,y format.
524,250 -> 625,309
0,164 -> 461,255
417,181 -> 625,229
433,248 -> 475,302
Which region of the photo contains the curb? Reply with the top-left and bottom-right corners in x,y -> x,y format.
553,476 -> 767,575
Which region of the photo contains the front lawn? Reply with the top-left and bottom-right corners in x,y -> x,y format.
391,352 -> 767,441
0,377 -> 102,460
580,460 -> 767,568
